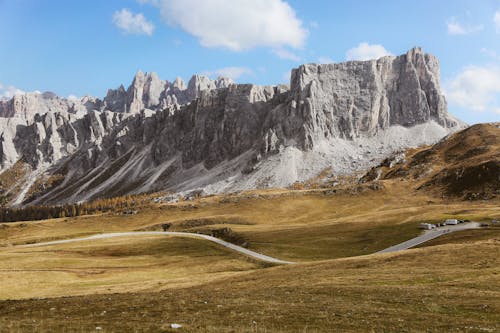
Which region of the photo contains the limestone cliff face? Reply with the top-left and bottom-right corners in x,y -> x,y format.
0,48 -> 464,206
279,47 -> 459,149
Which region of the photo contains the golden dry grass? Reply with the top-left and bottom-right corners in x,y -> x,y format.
0,180 -> 498,331
0,238 -> 498,332
417,225 -> 500,248
368,123 -> 500,200
1,181 -> 498,261
0,235 -> 263,300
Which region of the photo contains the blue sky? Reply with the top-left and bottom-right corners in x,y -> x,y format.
0,0 -> 499,123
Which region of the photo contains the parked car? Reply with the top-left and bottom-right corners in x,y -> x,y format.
444,219 -> 459,225
419,223 -> 434,230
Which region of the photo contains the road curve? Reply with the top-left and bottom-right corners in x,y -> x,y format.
376,222 -> 480,254
19,231 -> 295,265
13,223 -> 480,263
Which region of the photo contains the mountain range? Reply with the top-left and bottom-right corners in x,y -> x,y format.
0,47 -> 464,206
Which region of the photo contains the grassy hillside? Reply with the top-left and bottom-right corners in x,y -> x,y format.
1,238 -> 498,332
1,181 -> 499,261
362,123 -> 500,200
0,235 -> 264,300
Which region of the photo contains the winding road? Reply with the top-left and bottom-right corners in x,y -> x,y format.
19,231 -> 294,265
15,222 -> 481,264
376,222 -> 480,254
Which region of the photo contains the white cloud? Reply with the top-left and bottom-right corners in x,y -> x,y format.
318,56 -> 334,64
494,10 -> 500,33
282,70 -> 292,84
142,0 -> 307,51
480,48 -> 500,61
272,48 -> 301,61
0,83 -> 24,99
202,67 -> 253,80
310,21 -> 319,29
113,8 -> 154,36
345,43 -> 392,61
444,65 -> 500,113
446,17 -> 483,35
447,17 -> 467,35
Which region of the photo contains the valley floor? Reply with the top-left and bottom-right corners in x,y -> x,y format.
0,181 -> 499,332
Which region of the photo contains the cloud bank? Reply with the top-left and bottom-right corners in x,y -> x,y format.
272,48 -> 301,61
202,67 -> 253,80
445,65 -> 500,114
0,83 -> 24,99
494,10 -> 500,34
446,17 -> 483,35
346,43 -> 392,61
142,0 -> 307,52
113,8 -> 154,36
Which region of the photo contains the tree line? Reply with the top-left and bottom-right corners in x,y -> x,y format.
0,193 -> 155,223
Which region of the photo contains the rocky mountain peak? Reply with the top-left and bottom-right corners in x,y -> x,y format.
0,91 -> 95,120
100,72 -> 233,113
286,47 -> 461,148
173,77 -> 186,90
186,75 -> 216,100
215,76 -> 234,89
0,48 -> 466,206
41,91 -> 58,99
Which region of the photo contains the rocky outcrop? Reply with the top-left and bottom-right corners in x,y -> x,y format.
0,91 -> 98,120
0,72 -> 233,124
102,72 -> 233,114
275,47 -> 462,150
0,48 -> 465,206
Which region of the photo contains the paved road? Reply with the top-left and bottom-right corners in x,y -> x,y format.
13,223 -> 480,263
376,222 -> 480,254
19,231 -> 294,265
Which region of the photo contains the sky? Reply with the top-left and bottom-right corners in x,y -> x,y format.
0,0 -> 499,124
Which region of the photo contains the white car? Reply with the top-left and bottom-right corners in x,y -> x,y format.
444,219 -> 459,225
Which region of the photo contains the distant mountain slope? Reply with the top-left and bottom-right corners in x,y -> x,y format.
361,123 -> 500,200
0,47 -> 464,206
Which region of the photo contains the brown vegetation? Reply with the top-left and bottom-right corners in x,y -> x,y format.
0,161 -> 31,206
0,192 -> 162,222
361,123 -> 500,200
0,237 -> 498,332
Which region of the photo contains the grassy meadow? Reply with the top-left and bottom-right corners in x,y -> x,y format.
0,180 -> 499,332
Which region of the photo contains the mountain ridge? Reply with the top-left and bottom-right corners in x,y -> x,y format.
0,47 -> 465,206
